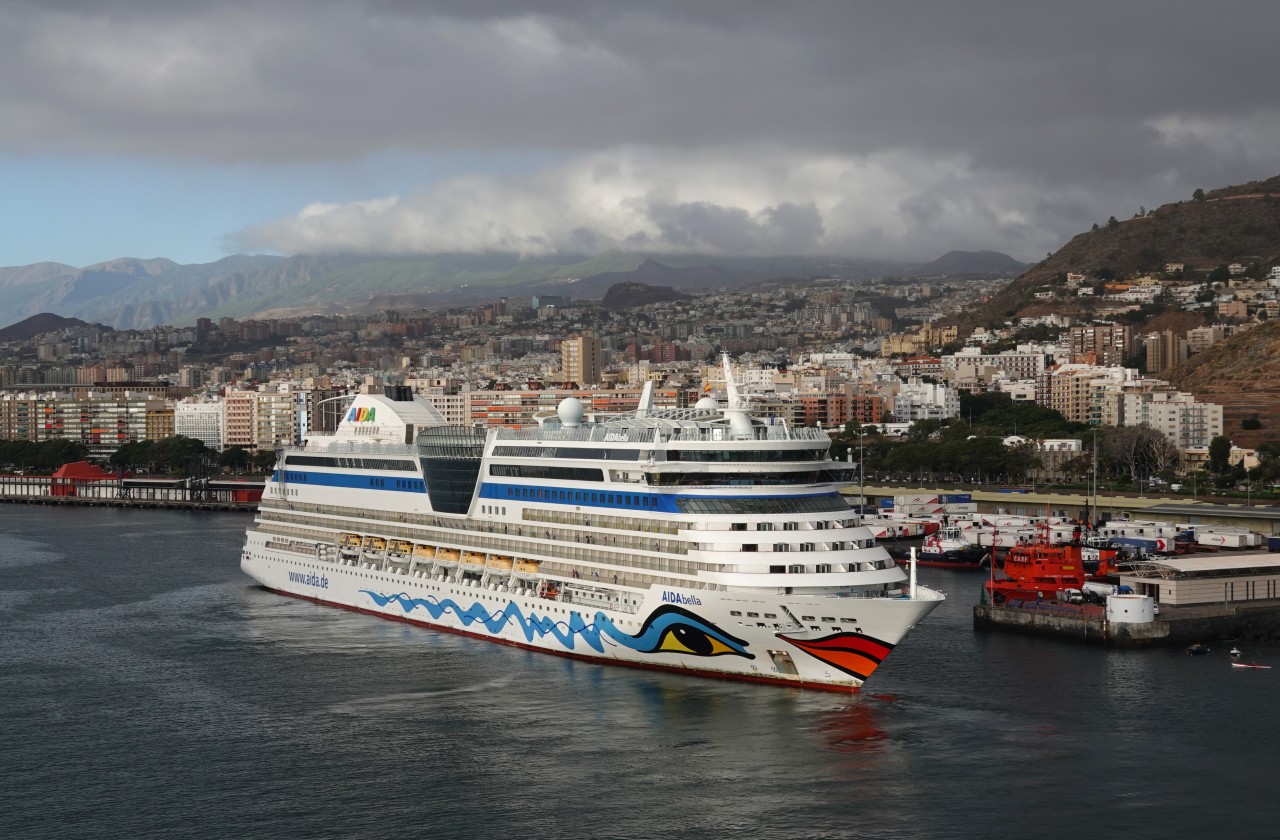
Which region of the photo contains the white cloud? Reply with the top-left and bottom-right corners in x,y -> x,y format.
232,146 -> 1079,260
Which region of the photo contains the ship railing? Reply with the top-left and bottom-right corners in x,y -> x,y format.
558,583 -> 643,614
307,441 -> 419,456
494,427 -> 658,443
663,426 -> 829,443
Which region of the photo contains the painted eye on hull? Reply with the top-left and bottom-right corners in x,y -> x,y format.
656,624 -> 738,656
616,605 -> 754,659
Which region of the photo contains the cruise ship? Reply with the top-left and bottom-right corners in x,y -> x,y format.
240,363 -> 944,690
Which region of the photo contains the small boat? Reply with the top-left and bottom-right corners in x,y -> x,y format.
1230,647 -> 1242,658
1186,643 -> 1210,656
1230,662 -> 1271,670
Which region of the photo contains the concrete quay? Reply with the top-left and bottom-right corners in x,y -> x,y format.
974,600 -> 1280,647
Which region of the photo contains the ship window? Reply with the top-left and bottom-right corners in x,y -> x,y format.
821,616 -> 835,622
801,615 -> 815,620
769,565 -> 785,574
831,627 -> 841,632
810,625 -> 820,631
747,612 -> 759,618
840,618 -> 857,623
764,613 -> 777,619
816,564 -> 832,573
730,611 -> 742,616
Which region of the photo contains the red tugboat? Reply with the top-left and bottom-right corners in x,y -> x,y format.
985,523 -> 1118,605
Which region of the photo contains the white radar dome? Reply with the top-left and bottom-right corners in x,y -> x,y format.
557,397 -> 585,427
695,396 -> 719,411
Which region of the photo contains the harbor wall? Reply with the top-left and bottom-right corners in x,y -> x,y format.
974,603 -> 1280,646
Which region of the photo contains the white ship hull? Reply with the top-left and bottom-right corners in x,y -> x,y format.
242,532 -> 940,690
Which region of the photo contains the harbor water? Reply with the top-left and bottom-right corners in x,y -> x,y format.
1,506 -> 1274,839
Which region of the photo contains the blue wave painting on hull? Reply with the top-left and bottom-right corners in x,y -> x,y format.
358,591 -> 752,659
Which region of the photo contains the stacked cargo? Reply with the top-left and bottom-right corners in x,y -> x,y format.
1194,527 -> 1263,549
887,493 -> 978,517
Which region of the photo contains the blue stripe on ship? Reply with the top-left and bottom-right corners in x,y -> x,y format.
270,471 -> 840,510
272,471 -> 426,493
478,482 -> 838,513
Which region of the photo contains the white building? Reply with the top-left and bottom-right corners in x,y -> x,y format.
174,400 -> 223,451
889,379 -> 959,422
1122,390 -> 1223,449
942,347 -> 1047,379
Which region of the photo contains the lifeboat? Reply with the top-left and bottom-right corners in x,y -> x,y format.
513,559 -> 541,577
412,544 -> 436,560
364,536 -> 387,553
339,532 -> 363,548
435,548 -> 460,568
486,555 -> 514,575
389,539 -> 413,557
460,551 -> 486,568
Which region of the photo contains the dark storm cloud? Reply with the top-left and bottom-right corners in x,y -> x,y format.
4,1 -> 1278,259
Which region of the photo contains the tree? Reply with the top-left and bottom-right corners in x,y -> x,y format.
1208,435 -> 1232,474
1243,415 -> 1263,431
1193,188 -> 1206,201
219,446 -> 249,473
1106,216 -> 1119,228
1208,264 -> 1231,283
252,450 -> 279,474
1101,425 -> 1177,483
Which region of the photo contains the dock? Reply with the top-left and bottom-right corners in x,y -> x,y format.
974,600 -> 1280,647
0,472 -> 263,513
0,494 -> 257,512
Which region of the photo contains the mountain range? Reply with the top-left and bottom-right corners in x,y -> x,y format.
0,250 -> 1025,331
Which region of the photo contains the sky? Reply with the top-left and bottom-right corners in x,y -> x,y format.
3,0 -> 1279,268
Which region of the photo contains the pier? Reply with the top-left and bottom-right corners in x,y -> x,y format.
0,471 -> 263,513
974,600 -> 1280,647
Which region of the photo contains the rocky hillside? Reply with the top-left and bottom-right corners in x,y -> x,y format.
601,281 -> 691,310
955,174 -> 1280,331
0,312 -> 108,342
1166,319 -> 1280,448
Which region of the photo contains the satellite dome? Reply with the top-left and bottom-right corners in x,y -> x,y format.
557,397 -> 585,427
695,396 -> 718,411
